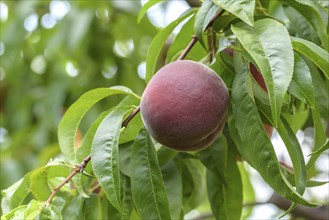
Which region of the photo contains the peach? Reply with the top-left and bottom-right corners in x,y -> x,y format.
140,60 -> 229,151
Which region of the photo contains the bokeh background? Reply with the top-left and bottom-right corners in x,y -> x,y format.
0,1 -> 328,219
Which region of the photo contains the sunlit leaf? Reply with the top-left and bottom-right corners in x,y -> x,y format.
24,200 -> 42,220
1,173 -> 31,214
137,0 -> 164,23
145,9 -> 196,83
58,86 -> 139,163
232,18 -> 294,126
195,0 -> 219,47
29,160 -> 71,200
291,37 -> 329,79
40,204 -> 62,220
213,0 -> 255,26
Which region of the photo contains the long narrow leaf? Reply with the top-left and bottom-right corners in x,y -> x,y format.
231,62 -> 314,206
212,0 -> 255,26
130,128 -> 171,219
145,9 -> 196,83
291,37 -> 329,79
277,117 -> 306,195
195,0 -> 219,47
232,18 -> 294,126
91,107 -> 131,213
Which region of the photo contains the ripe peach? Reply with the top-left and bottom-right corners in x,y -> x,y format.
140,60 -> 229,151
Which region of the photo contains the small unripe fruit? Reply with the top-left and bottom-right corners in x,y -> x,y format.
140,60 -> 229,151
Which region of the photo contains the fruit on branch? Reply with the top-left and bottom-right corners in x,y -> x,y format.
224,48 -> 272,138
140,60 -> 229,151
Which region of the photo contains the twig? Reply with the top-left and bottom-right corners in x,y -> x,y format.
178,35 -> 198,60
122,106 -> 141,128
44,155 -> 91,207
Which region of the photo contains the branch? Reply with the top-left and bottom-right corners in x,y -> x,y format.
44,107 -> 140,207
268,193 -> 329,220
178,35 -> 198,60
122,106 -> 140,128
178,9 -> 225,61
44,155 -> 91,207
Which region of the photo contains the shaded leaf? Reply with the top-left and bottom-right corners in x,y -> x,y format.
180,158 -> 206,212
284,0 -> 328,50
199,135 -> 228,184
130,128 -> 171,219
207,149 -> 242,220
161,160 -> 183,220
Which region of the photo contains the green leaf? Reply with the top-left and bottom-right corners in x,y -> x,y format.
199,135 -> 228,184
145,9 -> 196,83
166,15 -> 206,63
137,0 -> 164,23
207,149 -> 242,220
277,117 -> 306,195
283,0 -> 329,50
29,159 -> 71,201
58,86 -> 139,163
1,205 -> 27,220
212,0 -> 255,26
180,158 -> 206,212
120,174 -> 133,220
61,195 -> 84,220
24,200 -> 42,220
1,173 -> 31,214
195,0 -> 219,47
309,140 -> 329,156
130,128 -> 171,220
40,205 -> 62,220
288,53 -> 315,107
232,18 -> 294,126
82,194 -> 102,220
91,107 -> 131,213
231,62 -> 315,206
161,160 -> 182,220
283,5 -> 321,45
291,37 -> 329,79
238,163 -> 255,219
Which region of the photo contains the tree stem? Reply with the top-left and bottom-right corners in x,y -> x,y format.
178,35 -> 198,60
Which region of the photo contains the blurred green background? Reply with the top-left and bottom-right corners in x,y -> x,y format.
0,0 -> 165,202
